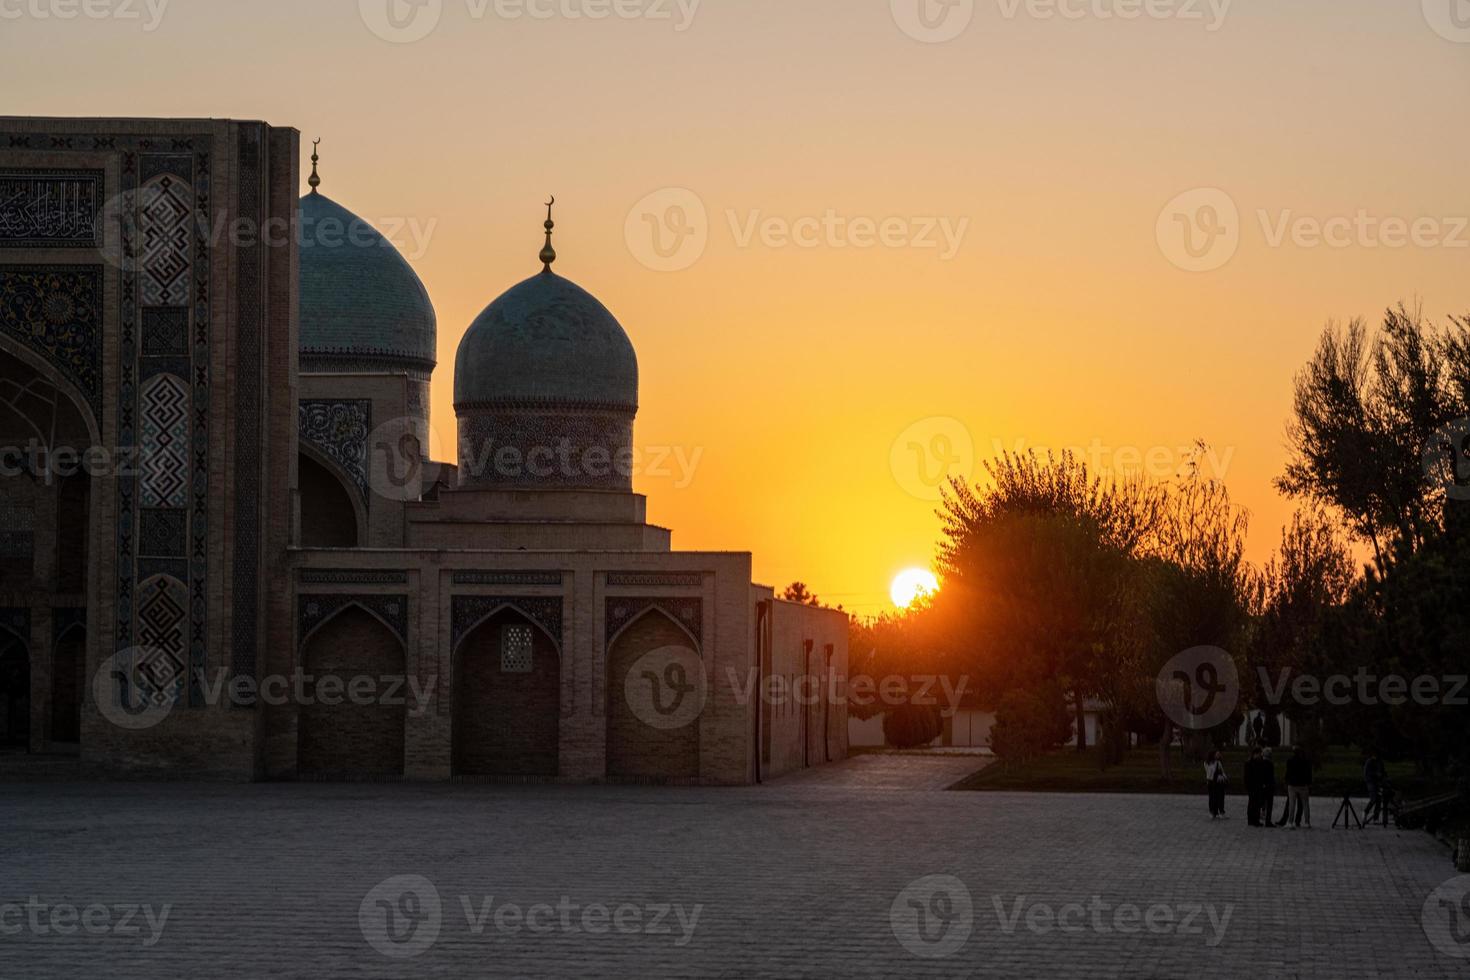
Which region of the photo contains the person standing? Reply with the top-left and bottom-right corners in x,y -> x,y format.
1283,745 -> 1312,828
1245,747 -> 1268,827
1261,747 -> 1278,828
1363,750 -> 1386,822
1205,750 -> 1229,819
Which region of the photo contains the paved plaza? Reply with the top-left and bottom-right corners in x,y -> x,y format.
1,767 -> 1466,979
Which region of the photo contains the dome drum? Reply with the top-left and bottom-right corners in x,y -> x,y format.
457,402 -> 635,492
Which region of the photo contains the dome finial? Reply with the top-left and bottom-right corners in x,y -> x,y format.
308,138 -> 322,194
539,195 -> 556,271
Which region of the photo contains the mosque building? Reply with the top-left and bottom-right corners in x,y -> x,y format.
0,117 -> 847,783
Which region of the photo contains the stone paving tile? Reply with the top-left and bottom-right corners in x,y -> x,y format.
0,783 -> 1464,979
766,752 -> 992,791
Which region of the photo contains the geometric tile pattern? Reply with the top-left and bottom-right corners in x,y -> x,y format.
138,508 -> 187,558
134,575 -> 188,706
606,597 -> 703,649
0,265 -> 104,418
231,125 -> 264,687
139,373 -> 189,508
0,169 -> 104,248
297,570 -> 408,586
138,175 -> 192,307
141,307 -> 189,356
607,572 -> 703,589
0,128 -> 223,714
451,570 -> 563,587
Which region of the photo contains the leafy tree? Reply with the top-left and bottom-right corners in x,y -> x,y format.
1278,306 -> 1457,560
939,452 -> 1158,751
781,582 -> 822,606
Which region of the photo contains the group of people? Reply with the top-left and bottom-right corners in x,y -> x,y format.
1203,745 -> 1314,828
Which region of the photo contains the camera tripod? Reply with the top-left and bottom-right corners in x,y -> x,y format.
1332,794 -> 1364,830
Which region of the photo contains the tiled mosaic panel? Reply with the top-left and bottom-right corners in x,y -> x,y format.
139,373 -> 189,508
138,508 -> 187,558
134,575 -> 188,705
138,174 -> 192,307
457,407 -> 635,491
0,169 -> 103,248
0,266 -> 103,417
298,399 -> 371,503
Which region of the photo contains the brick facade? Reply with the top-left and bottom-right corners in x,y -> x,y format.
0,114 -> 850,786
298,606 -> 406,777
453,610 -> 561,777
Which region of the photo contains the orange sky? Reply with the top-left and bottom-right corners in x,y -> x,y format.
6,1 -> 1468,613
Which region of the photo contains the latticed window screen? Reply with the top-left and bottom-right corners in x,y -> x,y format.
501,624 -> 533,673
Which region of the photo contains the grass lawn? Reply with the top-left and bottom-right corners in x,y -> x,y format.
950,745 -> 1447,799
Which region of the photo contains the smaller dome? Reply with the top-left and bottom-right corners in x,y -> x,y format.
454,270 -> 638,410
299,192 -> 437,371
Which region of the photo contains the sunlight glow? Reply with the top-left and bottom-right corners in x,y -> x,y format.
890,568 -> 939,609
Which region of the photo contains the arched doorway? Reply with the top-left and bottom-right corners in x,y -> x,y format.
0,344 -> 99,752
50,625 -> 84,744
0,632 -> 29,750
453,609 -> 560,777
606,611 -> 701,781
298,452 -> 360,548
298,606 -> 406,777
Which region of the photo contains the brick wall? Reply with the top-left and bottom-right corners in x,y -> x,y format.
606,612 -> 700,781
453,610 -> 560,777
298,606 -> 406,777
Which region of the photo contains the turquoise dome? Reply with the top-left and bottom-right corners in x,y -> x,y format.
454,269 -> 638,410
299,192 -> 436,371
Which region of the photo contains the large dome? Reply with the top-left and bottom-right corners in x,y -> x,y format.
453,269 -> 638,410
299,191 -> 437,373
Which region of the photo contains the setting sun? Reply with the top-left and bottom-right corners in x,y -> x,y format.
890,568 -> 939,609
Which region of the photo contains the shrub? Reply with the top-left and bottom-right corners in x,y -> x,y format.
883,702 -> 943,749
991,688 -> 1071,763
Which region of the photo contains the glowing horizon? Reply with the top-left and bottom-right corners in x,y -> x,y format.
6,1 -> 1467,613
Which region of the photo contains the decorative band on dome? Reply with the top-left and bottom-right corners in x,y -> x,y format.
454,397 -> 638,414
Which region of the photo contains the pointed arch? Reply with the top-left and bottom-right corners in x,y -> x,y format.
0,312 -> 103,449
452,600 -> 563,657
605,607 -> 702,783
298,599 -> 407,651
298,444 -> 367,548
453,606 -> 561,778
608,604 -> 702,655
297,605 -> 406,778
